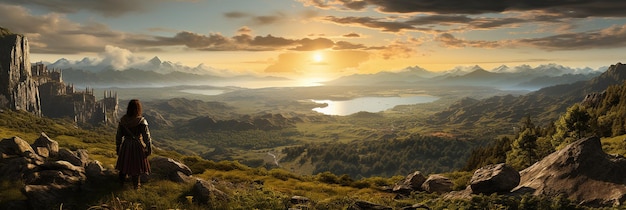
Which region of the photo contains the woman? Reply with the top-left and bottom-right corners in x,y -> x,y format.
116,99 -> 152,189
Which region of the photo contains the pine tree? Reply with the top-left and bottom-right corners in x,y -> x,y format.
552,104 -> 591,148
507,116 -> 539,170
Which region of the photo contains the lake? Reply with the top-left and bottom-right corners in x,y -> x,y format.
311,95 -> 439,116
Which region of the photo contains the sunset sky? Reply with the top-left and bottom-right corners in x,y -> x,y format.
2,0 -> 626,80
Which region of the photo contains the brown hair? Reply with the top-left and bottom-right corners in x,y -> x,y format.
126,99 -> 142,118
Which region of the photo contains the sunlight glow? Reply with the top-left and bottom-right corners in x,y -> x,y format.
313,52 -> 323,63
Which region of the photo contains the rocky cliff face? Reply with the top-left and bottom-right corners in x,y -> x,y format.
0,32 -> 41,115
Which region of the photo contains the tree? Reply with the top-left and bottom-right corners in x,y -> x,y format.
506,128 -> 538,170
552,104 -> 591,148
507,116 -> 539,170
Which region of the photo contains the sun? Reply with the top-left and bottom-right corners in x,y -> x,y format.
313,52 -> 323,63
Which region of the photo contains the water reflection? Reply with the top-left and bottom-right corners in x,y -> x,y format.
312,95 -> 438,116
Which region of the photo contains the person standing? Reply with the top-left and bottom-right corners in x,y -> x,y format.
116,99 -> 152,189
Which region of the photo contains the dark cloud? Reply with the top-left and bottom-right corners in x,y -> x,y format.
303,0 -> 626,18
436,33 -> 502,48
324,16 -> 416,32
517,24 -> 626,50
0,0 -> 164,17
343,33 -> 361,38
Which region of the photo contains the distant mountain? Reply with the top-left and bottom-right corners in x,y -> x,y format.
326,64 -> 605,90
45,56 -> 289,88
430,62 -> 626,128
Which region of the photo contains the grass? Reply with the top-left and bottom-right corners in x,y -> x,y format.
601,134 -> 626,156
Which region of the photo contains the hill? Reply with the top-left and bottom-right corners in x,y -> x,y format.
430,62 -> 626,130
325,64 -> 602,90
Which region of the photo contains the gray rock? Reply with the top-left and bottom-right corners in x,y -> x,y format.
513,137 -> 626,207
0,136 -> 35,158
34,147 -> 49,158
401,203 -> 430,210
85,160 -> 105,179
32,132 -> 59,157
191,179 -> 229,205
421,174 -> 453,194
0,156 -> 31,179
290,195 -> 310,204
349,200 -> 392,210
22,184 -> 74,210
149,156 -> 192,182
57,148 -> 82,166
469,163 -> 520,194
393,171 -> 426,194
170,171 -> 194,183
75,149 -> 89,167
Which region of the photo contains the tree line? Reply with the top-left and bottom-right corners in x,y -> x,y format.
465,81 -> 626,171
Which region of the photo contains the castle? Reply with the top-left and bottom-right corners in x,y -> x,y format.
0,28 -> 118,125
31,62 -> 120,125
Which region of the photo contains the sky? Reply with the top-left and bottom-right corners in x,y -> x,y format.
2,0 -> 626,81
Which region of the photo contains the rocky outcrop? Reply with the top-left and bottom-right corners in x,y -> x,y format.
149,156 -> 193,183
191,179 -> 229,205
392,171 -> 426,194
0,133 -> 116,209
349,200 -> 393,210
0,30 -> 41,115
469,163 -> 519,194
421,174 -> 453,194
513,136 -> 626,207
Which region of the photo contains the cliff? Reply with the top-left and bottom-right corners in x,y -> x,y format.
0,29 -> 41,115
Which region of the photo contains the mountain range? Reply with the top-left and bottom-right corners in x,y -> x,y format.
45,56 -> 605,90
430,62 -> 626,129
325,64 -> 605,90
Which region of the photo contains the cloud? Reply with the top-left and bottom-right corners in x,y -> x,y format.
224,11 -> 287,25
517,24 -> 626,50
436,33 -> 503,48
302,0 -> 626,18
0,4 -> 131,54
0,0 -> 143,17
323,16 -> 417,32
342,33 -> 361,38
0,0 -> 197,17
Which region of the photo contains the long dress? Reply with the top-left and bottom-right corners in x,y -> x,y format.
115,115 -> 152,176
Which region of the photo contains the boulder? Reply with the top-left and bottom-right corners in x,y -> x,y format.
34,147 -> 50,158
349,200 -> 392,210
290,195 -> 310,204
57,148 -> 82,166
393,171 -> 426,194
31,132 -> 59,157
421,174 -> 453,194
0,136 -> 35,158
401,203 -> 430,210
0,156 -> 32,179
22,184 -> 74,210
513,137 -> 626,207
75,149 -> 89,166
85,160 -> 105,179
469,163 -> 520,194
191,179 -> 229,205
149,156 -> 192,182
